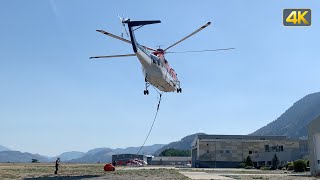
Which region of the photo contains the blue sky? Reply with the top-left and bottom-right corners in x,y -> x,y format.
0,1 -> 319,156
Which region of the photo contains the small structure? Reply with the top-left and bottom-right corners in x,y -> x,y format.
151,156 -> 191,166
112,154 -> 146,166
308,116 -> 320,176
191,134 -> 308,168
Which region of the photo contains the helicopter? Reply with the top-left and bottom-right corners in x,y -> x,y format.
90,18 -> 234,95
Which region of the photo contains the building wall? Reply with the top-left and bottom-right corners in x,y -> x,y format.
192,135 -> 307,168
151,156 -> 191,166
308,116 -> 320,176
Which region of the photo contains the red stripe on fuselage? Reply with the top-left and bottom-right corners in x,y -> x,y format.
153,50 -> 177,81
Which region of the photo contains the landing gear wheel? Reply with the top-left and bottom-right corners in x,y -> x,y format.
177,88 -> 182,93
144,81 -> 150,95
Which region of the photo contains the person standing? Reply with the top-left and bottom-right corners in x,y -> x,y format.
54,157 -> 60,174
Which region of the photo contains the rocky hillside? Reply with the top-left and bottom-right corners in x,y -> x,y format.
251,92 -> 320,138
0,145 -> 11,152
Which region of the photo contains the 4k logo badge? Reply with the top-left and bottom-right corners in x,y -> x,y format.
283,9 -> 311,26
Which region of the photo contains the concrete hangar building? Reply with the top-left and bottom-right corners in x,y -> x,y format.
308,116 -> 320,176
191,134 -> 308,168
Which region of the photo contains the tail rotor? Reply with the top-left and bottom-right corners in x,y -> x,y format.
118,15 -> 129,38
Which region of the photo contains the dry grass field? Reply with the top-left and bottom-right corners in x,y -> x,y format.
1,163 -> 318,180
0,163 -> 188,179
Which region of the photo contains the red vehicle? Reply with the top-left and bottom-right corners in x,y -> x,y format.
104,163 -> 115,171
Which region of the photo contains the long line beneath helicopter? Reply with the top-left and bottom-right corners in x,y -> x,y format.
120,90 -> 163,170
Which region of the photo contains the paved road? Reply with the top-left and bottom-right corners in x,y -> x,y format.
179,171 -> 235,180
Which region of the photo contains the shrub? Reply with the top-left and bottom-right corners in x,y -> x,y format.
285,161 -> 294,170
244,166 -> 254,169
245,156 -> 253,167
260,166 -> 271,170
293,159 -> 306,172
277,165 -> 284,170
271,154 -> 279,170
239,163 -> 246,168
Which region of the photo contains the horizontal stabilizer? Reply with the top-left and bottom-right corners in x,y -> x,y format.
128,20 -> 161,27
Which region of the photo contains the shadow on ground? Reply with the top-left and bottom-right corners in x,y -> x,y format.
24,175 -> 101,180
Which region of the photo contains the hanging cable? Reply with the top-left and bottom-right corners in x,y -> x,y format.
119,90 -> 163,170
136,93 -> 162,155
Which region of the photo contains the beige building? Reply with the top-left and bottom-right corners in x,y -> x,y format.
191,135 -> 308,168
308,116 -> 320,176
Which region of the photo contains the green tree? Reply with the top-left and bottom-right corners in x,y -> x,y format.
271,154 -> 279,170
31,159 -> 38,163
245,156 -> 253,167
159,148 -> 191,157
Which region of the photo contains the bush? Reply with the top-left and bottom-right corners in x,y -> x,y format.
285,161 -> 294,170
293,159 -> 306,172
244,166 -> 254,169
305,160 -> 309,167
277,165 -> 284,170
260,166 -> 271,170
239,163 -> 246,168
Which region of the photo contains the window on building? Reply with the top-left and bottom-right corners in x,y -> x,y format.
226,150 -> 231,153
265,145 -> 269,152
318,160 -> 320,164
279,146 -> 284,151
207,150 -> 209,153
219,150 -> 224,154
249,151 -> 253,154
254,150 -> 258,153
207,143 -> 209,146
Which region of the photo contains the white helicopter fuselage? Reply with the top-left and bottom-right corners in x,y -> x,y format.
135,45 -> 178,92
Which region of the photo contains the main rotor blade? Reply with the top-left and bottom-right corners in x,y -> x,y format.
89,54 -> 136,59
163,22 -> 211,52
96,30 -> 157,51
166,48 -> 235,54
96,30 -> 131,44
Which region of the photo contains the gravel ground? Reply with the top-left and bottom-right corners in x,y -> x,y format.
0,163 -> 188,180
0,163 -> 318,180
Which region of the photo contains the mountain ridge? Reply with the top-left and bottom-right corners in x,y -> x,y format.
250,92 -> 320,138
